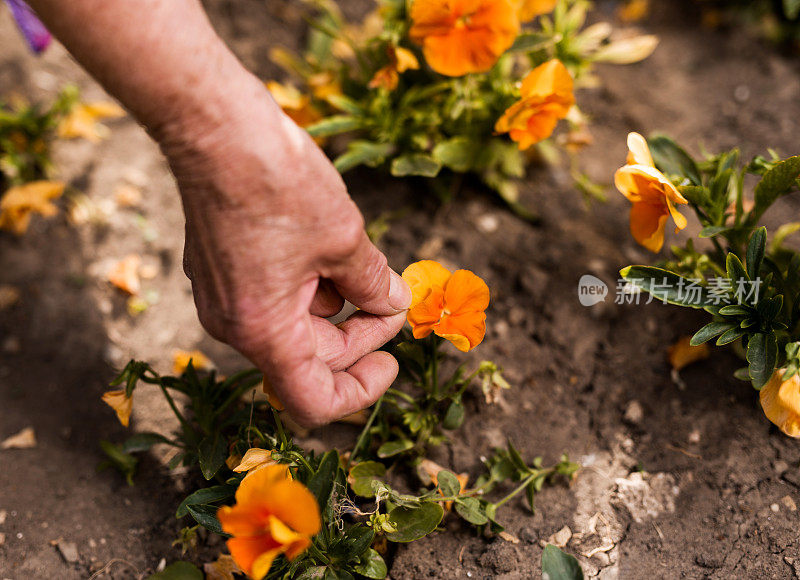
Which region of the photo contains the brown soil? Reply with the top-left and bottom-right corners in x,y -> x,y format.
1,0 -> 799,578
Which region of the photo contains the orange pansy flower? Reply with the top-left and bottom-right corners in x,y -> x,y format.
218,464 -> 321,580
760,370 -> 800,438
402,260 -> 490,352
495,59 -> 574,150
265,82 -> 322,130
614,132 -> 688,253
409,0 -> 520,77
513,0 -> 556,21
172,349 -> 212,375
667,336 -> 710,372
101,389 -> 133,427
369,46 -> 420,91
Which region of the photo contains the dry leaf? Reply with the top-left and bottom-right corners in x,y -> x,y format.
0,181 -> 65,235
667,336 -> 710,371
58,101 -> 126,142
108,255 -> 141,295
204,554 -> 241,580
114,183 -> 142,208
1,426 -> 37,449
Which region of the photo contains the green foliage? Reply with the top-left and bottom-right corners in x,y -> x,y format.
272,0 -> 655,216
621,135 -> 800,392
146,561 -> 203,580
0,86 -> 77,186
541,545 -> 584,580
696,0 -> 800,46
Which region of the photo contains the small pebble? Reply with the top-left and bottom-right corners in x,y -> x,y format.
770,503 -> 780,513
688,429 -> 701,444
624,400 -> 644,425
57,541 -> 79,563
781,495 -> 797,512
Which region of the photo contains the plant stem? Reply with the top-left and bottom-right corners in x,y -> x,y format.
493,470 -> 549,509
158,383 -> 193,434
351,396 -> 384,462
271,406 -> 289,448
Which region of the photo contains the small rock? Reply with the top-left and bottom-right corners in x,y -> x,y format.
0,533 -> 5,546
771,503 -> 780,513
498,531 -> 519,544
781,496 -> 797,512
57,541 -> 79,564
0,509 -> 6,524
695,552 -> 723,569
493,320 -> 509,339
688,429 -> 701,444
508,307 -> 527,326
2,336 -> 20,354
0,285 -> 20,311
475,214 -> 499,233
541,526 -> 572,548
782,469 -> 800,488
773,460 -> 789,475
734,85 -> 750,103
416,237 -> 444,259
624,400 -> 644,425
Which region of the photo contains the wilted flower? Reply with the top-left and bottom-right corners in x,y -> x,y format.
369,46 -> 420,90
402,260 -> 490,352
409,0 -> 519,77
614,132 -> 688,253
0,180 -> 64,234
58,101 -> 126,142
232,448 -> 276,477
101,389 -> 133,427
108,254 -> 142,295
218,464 -> 321,580
760,370 -> 800,438
494,59 -> 575,150
667,336 -> 710,371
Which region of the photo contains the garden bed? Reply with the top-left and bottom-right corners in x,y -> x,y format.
1,0 -> 799,578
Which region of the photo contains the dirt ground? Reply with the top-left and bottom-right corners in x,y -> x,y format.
1,0 -> 800,578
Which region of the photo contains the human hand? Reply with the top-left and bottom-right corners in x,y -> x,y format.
157,75 -> 411,427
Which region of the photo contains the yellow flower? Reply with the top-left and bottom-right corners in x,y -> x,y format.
614,132 -> 688,253
402,260 -> 490,352
218,464 -> 321,580
58,102 -> 126,142
0,181 -> 64,235
369,46 -> 420,91
232,448 -> 277,476
265,82 -> 322,129
760,370 -> 800,438
307,72 -> 342,100
513,0 -> 556,21
172,349 -> 211,374
101,389 -> 133,427
494,59 -> 575,150
617,0 -> 649,23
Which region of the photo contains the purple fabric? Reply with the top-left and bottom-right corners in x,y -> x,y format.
5,0 -> 51,54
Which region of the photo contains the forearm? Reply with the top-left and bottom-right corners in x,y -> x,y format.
26,0 -> 271,139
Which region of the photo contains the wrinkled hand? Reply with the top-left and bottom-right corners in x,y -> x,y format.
157,79 -> 411,427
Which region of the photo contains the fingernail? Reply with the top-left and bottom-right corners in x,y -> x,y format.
388,270 -> 412,311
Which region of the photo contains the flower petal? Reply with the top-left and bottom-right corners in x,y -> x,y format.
435,311 -> 487,351
402,260 -> 451,307
101,389 -> 133,427
760,371 -> 800,438
233,448 -> 275,474
520,59 -> 574,102
226,537 -> 281,580
629,201 -> 669,253
626,132 -> 654,167
442,269 -> 490,315
263,480 -> 322,536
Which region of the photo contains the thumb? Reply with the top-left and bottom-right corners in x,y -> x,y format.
328,231 -> 411,316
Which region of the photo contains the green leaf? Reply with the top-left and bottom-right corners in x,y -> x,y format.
771,222 -> 800,252
329,526 -> 374,563
146,561 -> 203,580
678,185 -> 708,205
541,545 -> 584,580
746,227 -> 767,280
197,434 -> 227,480
98,440 -> 138,486
122,432 -> 172,453
386,502 -> 444,542
454,497 -> 488,525
333,141 -> 394,173
377,439 -> 414,458
295,567 -> 328,580
307,450 -> 339,507
716,327 -> 746,346
442,400 -> 465,430
509,32 -> 552,52
390,154 -> 442,178
647,135 -> 701,185
325,94 -> 364,115
185,504 -> 225,535
432,137 -> 479,172
747,332 -> 778,389
437,470 -> 462,497
305,115 -> 364,137
620,266 -> 714,308
784,0 -> 800,20
525,480 -> 537,512
176,484 -> 236,518
699,226 -> 732,238
753,156 -> 800,219
354,548 -> 388,579
349,461 -> 386,498
726,253 -> 749,287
